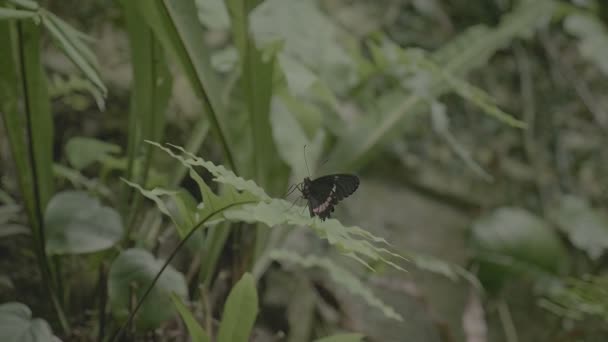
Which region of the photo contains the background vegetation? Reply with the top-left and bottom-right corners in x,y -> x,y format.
1,0 -> 608,341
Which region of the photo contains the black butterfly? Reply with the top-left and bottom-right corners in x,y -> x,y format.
297,174 -> 359,221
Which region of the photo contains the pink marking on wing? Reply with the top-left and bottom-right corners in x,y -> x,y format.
313,193 -> 334,214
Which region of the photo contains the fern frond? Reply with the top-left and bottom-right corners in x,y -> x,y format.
126,142 -> 406,271
269,250 -> 403,321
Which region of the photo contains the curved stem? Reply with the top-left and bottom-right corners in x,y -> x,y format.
111,202 -> 254,341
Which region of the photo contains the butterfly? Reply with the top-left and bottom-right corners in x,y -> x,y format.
297,174 -> 359,221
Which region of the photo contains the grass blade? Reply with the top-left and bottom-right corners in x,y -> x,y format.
41,10 -> 106,96
121,0 -> 172,232
132,0 -> 237,172
217,273 -> 258,342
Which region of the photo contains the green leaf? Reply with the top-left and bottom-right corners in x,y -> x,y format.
20,19 -> 55,216
270,250 -> 403,321
543,275 -> 608,321
121,0 -> 172,222
124,162 -> 258,238
41,10 -> 106,96
132,0 -> 236,171
2,16 -> 69,332
0,302 -> 60,342
0,8 -> 37,20
313,333 -> 365,342
52,164 -> 113,200
65,137 -> 121,170
250,0 -> 356,92
0,20 -> 34,221
549,195 -> 608,260
217,273 -> 258,342
7,0 -> 38,10
170,294 -> 210,342
325,0 -> 555,171
45,191 -> 124,255
471,207 -> 567,292
108,248 -> 188,329
226,0 -> 286,194
271,92 -> 325,180
129,142 -> 406,271
224,201 -> 402,269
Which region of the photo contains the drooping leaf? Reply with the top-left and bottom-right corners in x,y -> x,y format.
0,302 -> 60,342
65,137 -> 121,170
45,191 -> 123,255
471,207 -> 567,292
108,248 -> 188,329
270,250 -> 403,321
217,273 -> 258,342
41,10 -> 107,96
170,294 -> 210,342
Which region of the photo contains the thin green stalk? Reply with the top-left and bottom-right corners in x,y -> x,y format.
97,262 -> 109,342
17,21 -> 70,334
110,201 -> 254,341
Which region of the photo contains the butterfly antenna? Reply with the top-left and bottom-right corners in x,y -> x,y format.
303,144 -> 311,177
283,183 -> 299,198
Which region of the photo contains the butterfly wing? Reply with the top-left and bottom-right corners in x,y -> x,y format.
306,174 -> 359,220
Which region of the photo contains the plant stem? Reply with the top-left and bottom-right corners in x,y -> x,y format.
110,202 -> 253,341
17,21 -> 70,334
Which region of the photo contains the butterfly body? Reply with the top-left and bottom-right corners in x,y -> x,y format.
299,174 -> 359,220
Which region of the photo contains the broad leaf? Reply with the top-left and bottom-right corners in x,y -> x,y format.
0,302 -> 60,342
65,137 -> 121,170
45,191 -> 123,255
217,273 -> 258,342
108,248 -> 188,329
471,207 -> 566,292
